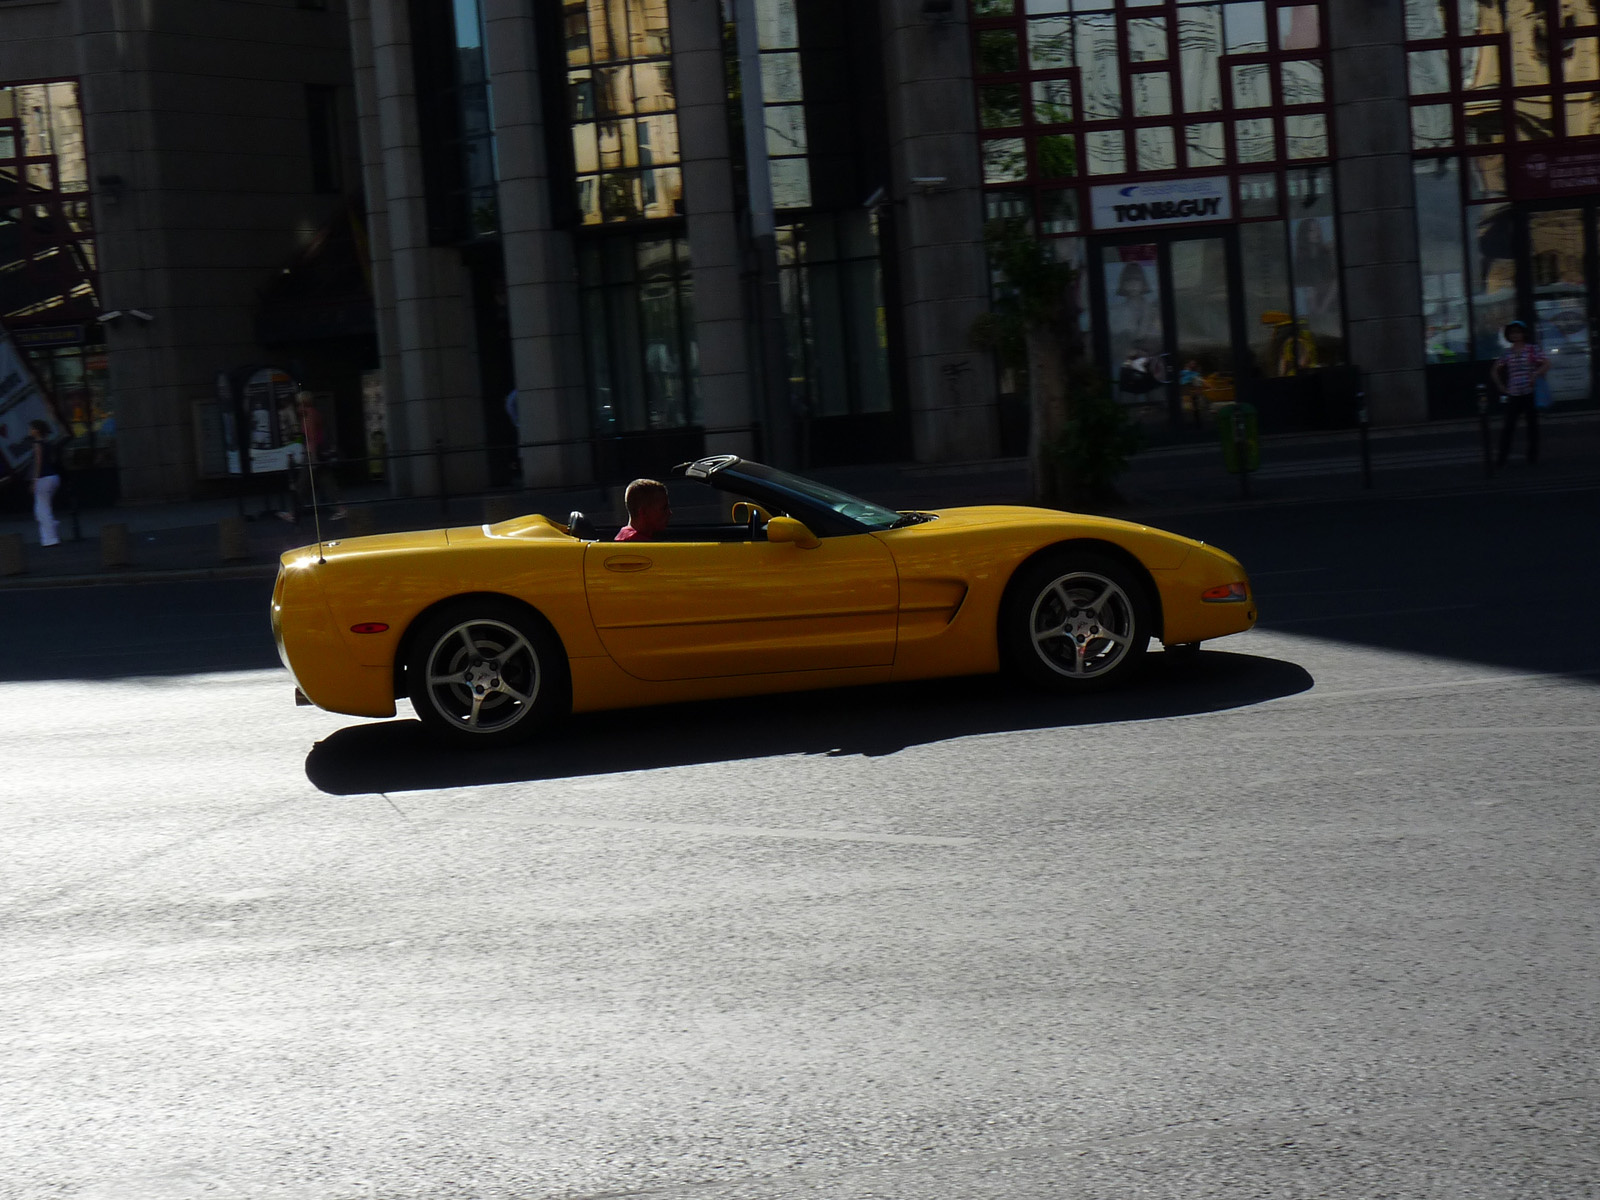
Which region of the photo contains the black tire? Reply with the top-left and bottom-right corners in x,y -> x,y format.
406,598 -> 567,747
1001,551 -> 1152,691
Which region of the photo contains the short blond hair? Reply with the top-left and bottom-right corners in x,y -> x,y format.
624,478 -> 667,520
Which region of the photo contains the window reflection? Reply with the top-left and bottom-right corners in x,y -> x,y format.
1179,6 -> 1224,114
582,235 -> 699,432
1415,158 -> 1469,362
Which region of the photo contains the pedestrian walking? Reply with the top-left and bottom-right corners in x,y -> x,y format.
27,419 -> 63,547
278,391 -> 345,524
1489,320 -> 1548,467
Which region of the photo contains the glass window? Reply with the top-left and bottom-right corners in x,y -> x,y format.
1084,129 -> 1126,173
1239,221 -> 1290,374
1075,14 -> 1121,119
1285,113 -> 1328,157
983,137 -> 1029,183
1459,0 -> 1503,36
973,0 -> 1016,14
1567,90 -> 1600,135
978,29 -> 1022,73
770,157 -> 811,207
1405,0 -> 1447,39
777,214 -> 890,419
1185,121 -> 1226,167
1282,60 -> 1324,104
1460,43 -> 1499,89
1409,49 -> 1451,93
1232,62 -> 1272,108
1412,103 -> 1454,147
1040,188 -> 1079,232
1466,153 -> 1505,197
981,85 -> 1023,128
1507,0 -> 1550,85
1179,6 -> 1224,113
1027,18 -> 1072,69
1235,116 -> 1275,162
1036,133 -> 1078,178
1564,38 -> 1600,82
1133,72 -> 1173,116
1414,157 -> 1469,363
1468,201 -> 1515,358
762,53 -> 803,102
1515,94 -> 1554,139
1288,166 -> 1343,361
1136,126 -> 1177,170
1223,1 -> 1266,53
1463,99 -> 1504,142
1561,0 -> 1599,23
1033,79 -> 1074,123
1128,15 -> 1168,61
1238,171 -> 1277,216
1278,5 -> 1320,49
581,236 -> 699,432
986,188 -> 1032,227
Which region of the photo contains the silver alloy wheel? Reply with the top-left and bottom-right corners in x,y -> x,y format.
1027,569 -> 1138,679
420,617 -> 542,736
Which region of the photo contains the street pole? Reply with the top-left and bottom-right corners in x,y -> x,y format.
1357,388 -> 1371,489
1476,383 -> 1493,477
733,0 -> 795,469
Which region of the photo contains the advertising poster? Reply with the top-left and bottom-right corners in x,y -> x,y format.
0,319 -> 64,477
222,366 -> 305,475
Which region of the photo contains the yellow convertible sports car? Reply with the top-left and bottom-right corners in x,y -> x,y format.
272,455 -> 1256,747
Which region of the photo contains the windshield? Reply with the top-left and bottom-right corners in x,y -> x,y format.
729,461 -> 905,531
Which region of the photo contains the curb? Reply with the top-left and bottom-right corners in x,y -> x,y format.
0,563 -> 279,591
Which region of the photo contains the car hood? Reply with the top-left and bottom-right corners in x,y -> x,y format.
279,527 -> 450,569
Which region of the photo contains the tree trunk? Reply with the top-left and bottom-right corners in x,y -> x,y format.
1026,311 -> 1076,508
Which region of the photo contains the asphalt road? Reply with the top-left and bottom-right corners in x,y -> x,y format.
2,483 -> 1597,1200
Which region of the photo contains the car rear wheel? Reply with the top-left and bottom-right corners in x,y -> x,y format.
407,599 -> 565,746
1003,551 -> 1151,691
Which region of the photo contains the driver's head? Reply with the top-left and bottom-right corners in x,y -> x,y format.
624,478 -> 671,537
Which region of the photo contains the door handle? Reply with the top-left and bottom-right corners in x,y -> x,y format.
604,556 -> 653,572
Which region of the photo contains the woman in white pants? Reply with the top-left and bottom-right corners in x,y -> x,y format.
28,420 -> 61,547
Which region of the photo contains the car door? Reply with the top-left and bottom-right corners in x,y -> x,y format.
582,534 -> 899,681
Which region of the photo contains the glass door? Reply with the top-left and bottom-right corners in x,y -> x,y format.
1527,209 -> 1592,404
1094,231 -> 1241,441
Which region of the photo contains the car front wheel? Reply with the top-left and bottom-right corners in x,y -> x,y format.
407,599 -> 565,746
1003,552 -> 1151,691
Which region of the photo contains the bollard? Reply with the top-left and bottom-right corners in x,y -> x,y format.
482,494 -> 522,524
1476,383 -> 1494,477
0,532 -> 24,576
1357,391 -> 1372,489
100,522 -> 131,569
218,515 -> 249,562
344,505 -> 375,535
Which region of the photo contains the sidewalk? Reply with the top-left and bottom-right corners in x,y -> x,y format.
2,411 -> 1594,589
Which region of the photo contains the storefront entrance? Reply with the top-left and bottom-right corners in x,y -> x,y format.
1523,205 -> 1595,406
1089,228 -> 1244,445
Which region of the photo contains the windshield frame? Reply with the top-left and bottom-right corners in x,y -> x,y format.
674,456 -> 907,537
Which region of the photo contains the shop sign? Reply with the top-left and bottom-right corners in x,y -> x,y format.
1090,177 -> 1232,230
11,325 -> 84,350
1509,146 -> 1600,200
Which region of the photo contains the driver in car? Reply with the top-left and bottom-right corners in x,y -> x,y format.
615,478 -> 672,542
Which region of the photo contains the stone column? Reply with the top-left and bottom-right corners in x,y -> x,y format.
362,0 -> 485,497
482,0 -> 591,488
1330,0 -> 1427,424
880,0 -> 998,463
669,0 -> 757,457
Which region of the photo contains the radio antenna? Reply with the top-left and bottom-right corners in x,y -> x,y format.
295,391 -> 326,564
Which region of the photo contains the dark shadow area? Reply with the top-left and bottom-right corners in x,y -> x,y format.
0,578 -> 279,682
1153,486 -> 1600,680
303,650 -> 1313,795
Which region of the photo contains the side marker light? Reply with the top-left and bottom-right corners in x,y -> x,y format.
1201,582 -> 1249,602
351,622 -> 390,634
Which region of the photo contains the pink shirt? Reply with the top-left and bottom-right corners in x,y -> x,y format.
615,525 -> 642,541
1498,343 -> 1547,395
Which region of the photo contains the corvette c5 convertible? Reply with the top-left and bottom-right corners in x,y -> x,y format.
271,455 -> 1256,746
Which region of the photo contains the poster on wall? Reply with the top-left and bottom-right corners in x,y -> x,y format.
221,366 -> 305,475
0,319 -> 64,477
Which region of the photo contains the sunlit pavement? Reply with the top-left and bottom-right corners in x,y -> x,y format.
0,484 -> 1596,1200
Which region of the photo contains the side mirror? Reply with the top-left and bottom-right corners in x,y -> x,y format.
765,515 -> 820,550
731,501 -> 771,525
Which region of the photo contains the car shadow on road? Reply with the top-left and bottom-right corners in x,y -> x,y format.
303,649 -> 1313,796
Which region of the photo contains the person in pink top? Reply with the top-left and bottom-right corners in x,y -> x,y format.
1489,320 -> 1548,467
615,478 -> 671,541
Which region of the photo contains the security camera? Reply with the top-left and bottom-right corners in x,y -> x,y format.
96,310 -> 122,323
863,186 -> 886,211
127,309 -> 154,322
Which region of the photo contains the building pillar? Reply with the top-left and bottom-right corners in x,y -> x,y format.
361,0 -> 485,498
880,0 -> 998,464
482,0 -> 591,488
669,0 -> 757,458
1330,0 -> 1428,425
